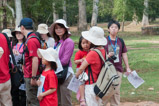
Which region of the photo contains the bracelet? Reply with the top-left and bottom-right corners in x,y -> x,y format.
31,76 -> 38,80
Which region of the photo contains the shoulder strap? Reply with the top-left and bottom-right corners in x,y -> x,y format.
93,49 -> 108,62
118,37 -> 125,52
2,33 -> 17,68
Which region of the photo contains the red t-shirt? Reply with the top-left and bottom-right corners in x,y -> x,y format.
74,50 -> 89,68
40,70 -> 58,106
105,36 -> 127,72
85,49 -> 106,85
0,33 -> 10,83
23,33 -> 41,78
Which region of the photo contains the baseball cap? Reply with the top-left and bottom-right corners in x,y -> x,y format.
19,18 -> 33,29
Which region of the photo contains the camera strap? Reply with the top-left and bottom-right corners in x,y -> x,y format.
108,36 -> 118,55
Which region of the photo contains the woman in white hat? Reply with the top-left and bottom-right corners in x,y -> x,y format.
75,26 -> 108,106
11,26 -> 26,106
37,23 -> 55,48
36,48 -> 58,106
49,19 -> 74,106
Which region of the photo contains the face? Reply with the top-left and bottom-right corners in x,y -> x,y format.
55,24 -> 66,38
41,34 -> 48,40
15,31 -> 24,41
42,57 -> 50,65
108,24 -> 119,36
81,39 -> 91,51
20,26 -> 25,37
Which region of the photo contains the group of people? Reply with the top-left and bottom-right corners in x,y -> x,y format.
0,18 -> 131,106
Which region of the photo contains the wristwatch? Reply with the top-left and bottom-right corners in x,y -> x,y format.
31,76 -> 37,80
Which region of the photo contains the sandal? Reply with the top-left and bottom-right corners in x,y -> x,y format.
80,99 -> 86,106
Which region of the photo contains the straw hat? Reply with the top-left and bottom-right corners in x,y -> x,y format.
37,48 -> 58,62
37,24 -> 49,34
81,26 -> 107,46
49,19 -> 70,36
12,26 -> 21,37
2,29 -> 13,37
0,47 -> 4,59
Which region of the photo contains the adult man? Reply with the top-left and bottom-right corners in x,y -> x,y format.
105,20 -> 131,106
0,33 -> 12,106
19,18 -> 41,106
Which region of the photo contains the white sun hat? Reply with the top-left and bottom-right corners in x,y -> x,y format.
54,19 -> 69,29
0,47 -> 4,59
37,24 -> 49,34
2,29 -> 13,37
82,26 -> 107,46
12,26 -> 21,37
37,48 -> 58,62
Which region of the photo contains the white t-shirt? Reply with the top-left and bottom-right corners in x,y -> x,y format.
46,37 -> 55,48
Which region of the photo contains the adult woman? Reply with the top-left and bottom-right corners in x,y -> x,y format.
11,27 -> 26,106
75,26 -> 107,106
37,23 -> 55,48
49,19 -> 74,106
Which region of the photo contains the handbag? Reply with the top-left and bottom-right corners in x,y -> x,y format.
3,33 -> 24,88
56,64 -> 69,85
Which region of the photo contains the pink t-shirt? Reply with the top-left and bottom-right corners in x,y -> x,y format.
13,43 -> 24,54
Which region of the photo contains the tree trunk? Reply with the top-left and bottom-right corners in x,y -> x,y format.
142,0 -> 149,27
78,0 -> 87,31
63,0 -> 67,21
52,3 -> 59,22
91,0 -> 99,26
2,0 -> 7,29
15,0 -> 23,26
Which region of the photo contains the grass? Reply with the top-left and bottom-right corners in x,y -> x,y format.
70,31 -> 159,104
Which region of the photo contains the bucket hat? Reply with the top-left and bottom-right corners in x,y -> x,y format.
0,47 -> 4,59
37,48 -> 58,62
49,19 -> 70,36
81,26 -> 107,46
2,29 -> 13,37
12,26 -> 21,37
37,24 -> 49,34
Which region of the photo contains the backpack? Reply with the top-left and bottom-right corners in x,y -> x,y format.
88,49 -> 120,100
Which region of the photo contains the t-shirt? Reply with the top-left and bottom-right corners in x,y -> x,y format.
105,36 -> 127,72
74,50 -> 89,68
13,43 -> 24,54
0,33 -> 10,83
40,70 -> 58,106
85,49 -> 106,85
23,33 -> 41,78
46,37 -> 55,48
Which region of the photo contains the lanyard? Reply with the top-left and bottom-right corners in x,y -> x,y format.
54,42 -> 61,49
16,43 -> 23,51
108,36 -> 118,55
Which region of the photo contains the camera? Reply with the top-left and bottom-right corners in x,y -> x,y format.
17,58 -> 23,65
110,55 -> 117,60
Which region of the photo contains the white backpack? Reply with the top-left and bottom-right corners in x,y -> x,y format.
88,49 -> 120,100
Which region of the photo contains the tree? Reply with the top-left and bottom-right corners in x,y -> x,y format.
15,0 -> 23,26
53,2 -> 59,22
91,0 -> 99,26
63,0 -> 67,21
142,0 -> 149,26
78,0 -> 87,31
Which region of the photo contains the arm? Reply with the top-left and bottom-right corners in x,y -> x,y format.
122,53 -> 131,74
38,88 -> 56,101
31,56 -> 39,86
75,59 -> 89,78
74,59 -> 84,65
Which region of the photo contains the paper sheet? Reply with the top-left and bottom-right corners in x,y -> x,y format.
127,70 -> 145,88
37,75 -> 45,97
55,58 -> 63,74
67,75 -> 81,93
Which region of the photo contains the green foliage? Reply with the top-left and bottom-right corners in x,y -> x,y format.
148,0 -> 159,21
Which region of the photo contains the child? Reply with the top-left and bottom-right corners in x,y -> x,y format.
74,36 -> 91,106
37,48 -> 58,106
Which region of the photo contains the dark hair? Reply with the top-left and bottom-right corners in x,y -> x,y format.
53,23 -> 70,42
12,33 -> 26,48
108,20 -> 120,29
47,33 -> 51,37
78,36 -> 84,50
50,62 -> 57,71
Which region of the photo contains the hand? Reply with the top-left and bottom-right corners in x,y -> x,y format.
108,52 -> 114,58
80,58 -> 84,63
30,79 -> 37,86
37,79 -> 41,86
38,93 -> 43,101
125,68 -> 131,76
13,49 -> 19,56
